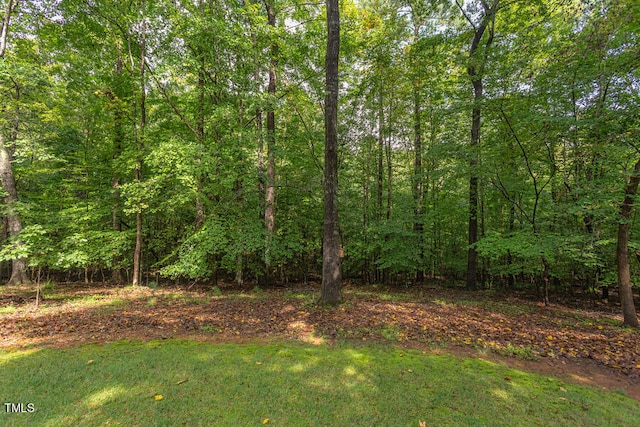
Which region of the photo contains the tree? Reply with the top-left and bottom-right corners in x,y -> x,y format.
320,0 -> 341,303
263,0 -> 277,285
131,6 -> 147,286
456,0 -> 499,291
617,158 -> 640,327
0,0 -> 30,286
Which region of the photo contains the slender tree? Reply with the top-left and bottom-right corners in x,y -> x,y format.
456,0 -> 498,291
320,0 -> 341,303
131,11 -> 146,286
616,158 -> 640,327
409,7 -> 424,283
110,56 -> 125,283
0,0 -> 30,286
263,0 -> 277,285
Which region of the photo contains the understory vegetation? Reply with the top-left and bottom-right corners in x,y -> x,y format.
0,0 -> 638,300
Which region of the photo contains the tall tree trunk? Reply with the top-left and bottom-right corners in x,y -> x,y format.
319,0 -> 341,304
0,135 -> 29,286
263,0 -> 277,285
111,57 -> 124,284
0,0 -> 29,286
413,89 -> 424,284
466,80 -> 481,291
253,37 -> 265,217
616,158 -> 640,327
195,66 -> 206,230
236,99 -> 244,286
384,107 -> 392,284
252,29 -> 266,285
375,89 -> 384,283
362,164 -> 369,284
507,203 -> 515,288
458,0 -> 499,291
0,0 -> 16,57
132,16 -> 147,286
385,127 -> 392,222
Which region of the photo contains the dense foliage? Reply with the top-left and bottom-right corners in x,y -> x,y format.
1,0 -> 639,298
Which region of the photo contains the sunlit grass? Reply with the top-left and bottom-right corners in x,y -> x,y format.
1,340 -> 638,426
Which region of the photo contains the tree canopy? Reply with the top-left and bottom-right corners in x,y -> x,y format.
0,0 -> 638,322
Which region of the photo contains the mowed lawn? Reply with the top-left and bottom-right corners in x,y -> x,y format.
1,339 -> 639,426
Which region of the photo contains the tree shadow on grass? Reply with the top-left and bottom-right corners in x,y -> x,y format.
1,340 -> 640,426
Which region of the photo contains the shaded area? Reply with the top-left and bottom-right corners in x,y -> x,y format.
1,340 -> 639,426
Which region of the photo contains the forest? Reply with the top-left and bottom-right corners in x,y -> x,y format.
0,0 -> 639,322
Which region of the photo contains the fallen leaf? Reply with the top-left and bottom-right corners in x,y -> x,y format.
154,394 -> 163,401
262,418 -> 270,424
87,360 -> 94,364
175,379 -> 188,385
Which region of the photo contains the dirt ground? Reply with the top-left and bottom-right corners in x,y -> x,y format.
1,282 -> 639,400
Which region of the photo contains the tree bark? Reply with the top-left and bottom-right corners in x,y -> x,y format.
466,79 -> 481,291
0,0 -> 29,286
0,135 -> 30,286
195,66 -> 206,230
0,0 -> 16,57
111,57 -> 124,284
375,89 -> 384,284
320,0 -> 341,304
458,0 -> 499,291
413,88 -> 424,284
263,0 -> 277,285
132,16 -> 147,286
616,158 -> 640,327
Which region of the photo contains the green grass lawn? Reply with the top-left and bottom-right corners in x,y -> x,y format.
1,340 -> 638,426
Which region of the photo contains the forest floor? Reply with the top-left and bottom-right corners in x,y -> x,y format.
1,281 -> 639,400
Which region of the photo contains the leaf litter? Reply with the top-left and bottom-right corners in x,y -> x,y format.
1,282 -> 638,399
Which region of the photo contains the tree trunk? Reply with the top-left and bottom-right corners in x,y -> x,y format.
362,165 -> 370,284
111,57 -> 124,284
459,0 -> 499,291
0,0 -> 16,57
413,89 -> 424,284
375,89 -> 384,284
195,66 -> 206,230
507,203 -> 515,288
263,0 -> 277,285
466,86 -> 480,291
0,0 -> 30,286
320,0 -> 341,304
616,158 -> 640,327
236,100 -> 245,286
132,16 -> 147,286
1,136 -> 30,286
